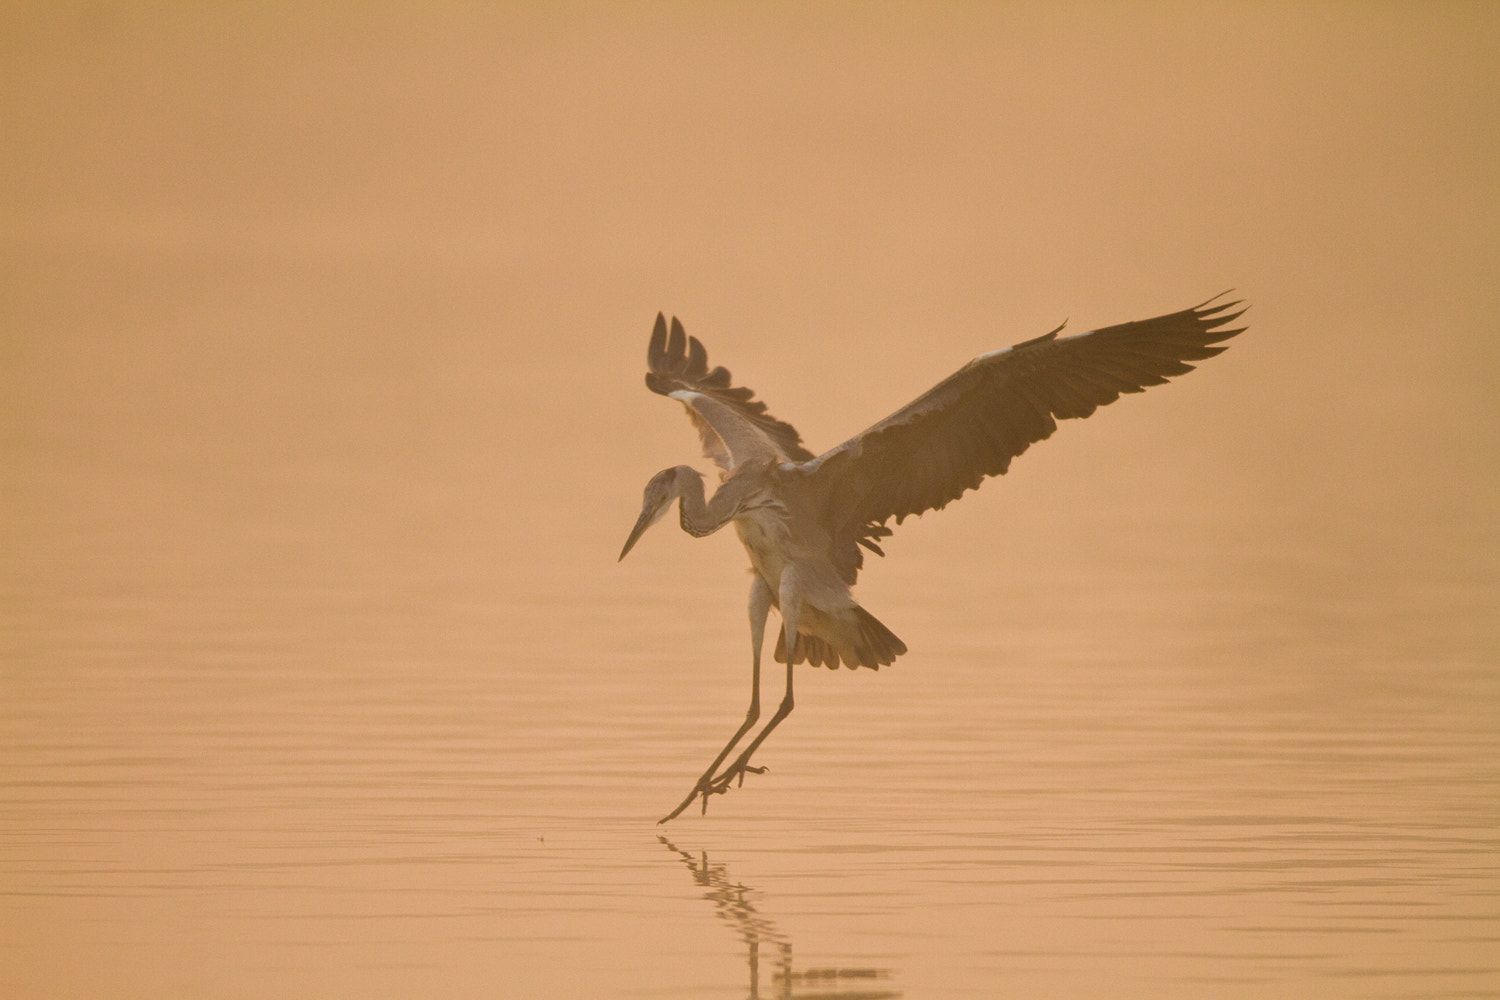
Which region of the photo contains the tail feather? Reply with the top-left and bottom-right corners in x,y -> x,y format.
773,606 -> 906,671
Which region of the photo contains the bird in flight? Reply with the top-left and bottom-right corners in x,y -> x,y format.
620,295 -> 1247,822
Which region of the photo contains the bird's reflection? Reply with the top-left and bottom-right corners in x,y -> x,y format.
659,836 -> 900,999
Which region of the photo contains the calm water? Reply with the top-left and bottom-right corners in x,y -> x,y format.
4,256 -> 1497,997
5,6 -> 1500,998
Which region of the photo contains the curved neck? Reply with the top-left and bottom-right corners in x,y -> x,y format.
673,467 -> 742,538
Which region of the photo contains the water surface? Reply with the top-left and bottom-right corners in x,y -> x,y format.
4,6 -> 1498,998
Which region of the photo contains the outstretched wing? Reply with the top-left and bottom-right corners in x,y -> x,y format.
793,294 -> 1246,573
645,313 -> 815,471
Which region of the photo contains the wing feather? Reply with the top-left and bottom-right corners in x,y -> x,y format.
644,314 -> 815,470
793,294 -> 1246,577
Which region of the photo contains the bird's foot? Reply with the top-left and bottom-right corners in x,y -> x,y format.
658,783 -> 705,825
656,759 -> 771,824
659,773 -> 725,824
706,759 -> 768,796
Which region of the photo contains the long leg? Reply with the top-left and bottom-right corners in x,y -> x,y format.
707,571 -> 800,795
658,575 -> 774,824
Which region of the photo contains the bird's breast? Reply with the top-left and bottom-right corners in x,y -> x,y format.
732,504 -> 793,589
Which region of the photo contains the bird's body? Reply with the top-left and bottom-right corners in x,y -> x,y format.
622,296 -> 1246,822
730,463 -> 904,670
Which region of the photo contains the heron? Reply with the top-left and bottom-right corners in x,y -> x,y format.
621,295 -> 1246,823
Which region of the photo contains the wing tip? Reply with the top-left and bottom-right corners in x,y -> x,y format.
1193,291 -> 1249,322
666,316 -> 687,368
648,313 -> 669,366
686,335 -> 708,377
640,313 -> 816,461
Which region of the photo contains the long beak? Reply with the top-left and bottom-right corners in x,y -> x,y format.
618,508 -> 655,562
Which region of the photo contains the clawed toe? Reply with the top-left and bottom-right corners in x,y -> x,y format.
707,759 -> 768,795
658,757 -> 773,823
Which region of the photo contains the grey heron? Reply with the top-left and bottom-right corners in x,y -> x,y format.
621,296 -> 1246,822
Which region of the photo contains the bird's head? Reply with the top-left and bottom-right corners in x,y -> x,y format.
618,467 -> 685,561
